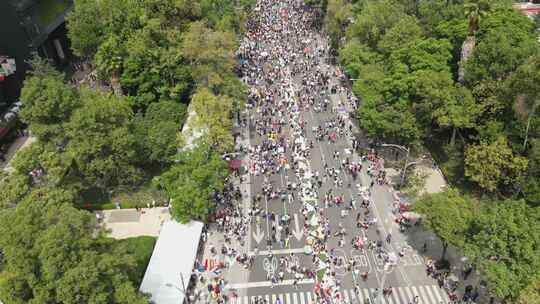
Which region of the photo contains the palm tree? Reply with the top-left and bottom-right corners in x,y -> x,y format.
458,0 -> 490,82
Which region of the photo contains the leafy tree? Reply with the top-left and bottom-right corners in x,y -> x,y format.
358,98 -> 422,144
463,0 -> 490,35
414,188 -> 475,260
188,88 -> 234,153
155,144 -> 228,222
464,200 -> 540,301
350,63 -> 385,103
507,54 -> 540,151
325,0 -> 355,48
412,70 -> 479,144
464,9 -> 539,85
523,139 -> 540,206
132,100 -> 187,165
516,280 -> 540,304
0,196 -> 148,303
65,0 -> 105,58
94,35 -> 126,95
0,173 -> 31,210
20,59 -> 79,143
464,137 -> 528,192
120,29 -> 194,110
346,0 -> 406,49
65,89 -> 143,189
377,15 -> 423,54
338,40 -> 380,79
389,38 -> 453,74
181,21 -> 238,93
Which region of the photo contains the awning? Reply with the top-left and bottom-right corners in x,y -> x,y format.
229,159 -> 242,170
139,220 -> 204,304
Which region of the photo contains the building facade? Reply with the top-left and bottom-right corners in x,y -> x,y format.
0,0 -> 73,110
0,0 -> 73,142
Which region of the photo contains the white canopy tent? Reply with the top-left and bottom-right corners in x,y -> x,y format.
139,220 -> 204,304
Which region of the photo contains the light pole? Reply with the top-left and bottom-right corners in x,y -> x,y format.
380,143 -> 410,188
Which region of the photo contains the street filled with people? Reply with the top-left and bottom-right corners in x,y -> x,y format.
192,0 -> 475,304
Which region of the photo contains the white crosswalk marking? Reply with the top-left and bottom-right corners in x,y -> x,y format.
342,289 -> 349,303
360,288 -> 370,302
404,286 -> 414,303
243,285 -> 454,304
349,289 -> 357,303
431,285 -> 449,302
423,285 -> 437,303
411,286 -> 420,302
390,289 -> 400,304
395,286 -> 407,303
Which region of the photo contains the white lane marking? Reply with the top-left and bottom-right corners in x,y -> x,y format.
422,285 -> 436,304
293,213 -> 304,240
299,292 -> 305,304
411,286 -> 421,303
292,292 -> 298,304
228,279 -> 315,289
272,294 -> 277,304
286,293 -> 291,304
429,285 -> 443,303
266,294 -> 270,304
342,289 -> 349,303
394,287 -> 407,304
249,248 -> 305,256
404,286 -> 414,303
306,292 -> 312,304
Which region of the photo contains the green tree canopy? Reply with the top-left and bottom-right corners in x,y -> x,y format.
414,188 -> 476,259
464,200 -> 540,301
65,90 -> 143,188
132,100 -> 187,165
0,197 -> 148,303
20,59 -> 79,143
188,88 -> 235,153
155,144 -> 228,222
464,136 -> 528,192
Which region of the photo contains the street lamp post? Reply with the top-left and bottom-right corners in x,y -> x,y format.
380,143 -> 410,188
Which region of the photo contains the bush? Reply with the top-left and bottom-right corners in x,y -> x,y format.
117,236 -> 157,286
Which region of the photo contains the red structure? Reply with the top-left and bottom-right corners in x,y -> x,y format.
513,2 -> 540,17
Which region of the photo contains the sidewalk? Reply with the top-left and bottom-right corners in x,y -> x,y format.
96,207 -> 171,239
1,135 -> 36,173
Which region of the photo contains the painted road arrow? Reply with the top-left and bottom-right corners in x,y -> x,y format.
253,224 -> 264,244
293,213 -> 304,241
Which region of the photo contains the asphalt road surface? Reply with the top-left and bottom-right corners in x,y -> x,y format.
233,1 -> 451,304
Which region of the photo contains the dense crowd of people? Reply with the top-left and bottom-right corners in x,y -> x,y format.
189,0 -> 473,303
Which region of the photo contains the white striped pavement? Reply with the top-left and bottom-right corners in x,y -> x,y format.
235,285 -> 452,304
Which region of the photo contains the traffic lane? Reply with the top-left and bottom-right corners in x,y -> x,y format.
308,107 -> 411,289
303,108 -> 385,289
